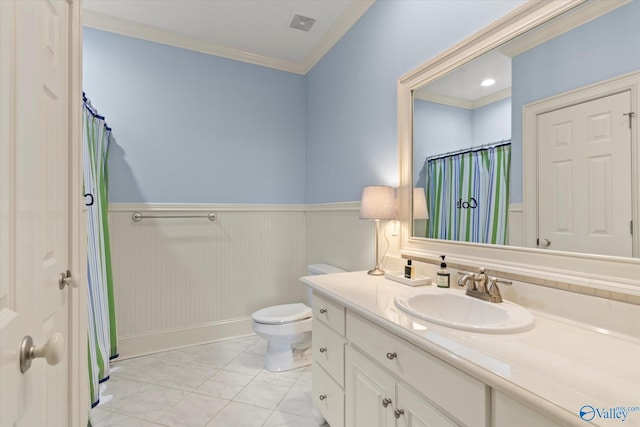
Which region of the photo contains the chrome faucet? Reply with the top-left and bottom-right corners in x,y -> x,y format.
457,268 -> 512,303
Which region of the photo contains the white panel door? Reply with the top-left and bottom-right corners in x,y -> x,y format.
538,91 -> 632,256
0,0 -> 73,425
345,346 -> 396,427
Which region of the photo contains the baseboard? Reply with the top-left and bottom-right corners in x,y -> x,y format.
116,317 -> 255,359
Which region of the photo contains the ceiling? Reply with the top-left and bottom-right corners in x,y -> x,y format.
414,49 -> 512,109
83,0 -> 375,75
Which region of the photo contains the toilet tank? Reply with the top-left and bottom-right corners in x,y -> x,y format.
305,264 -> 345,306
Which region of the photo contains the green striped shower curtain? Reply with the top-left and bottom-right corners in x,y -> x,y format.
83,95 -> 117,408
425,143 -> 511,244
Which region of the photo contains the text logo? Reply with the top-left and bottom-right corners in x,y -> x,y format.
456,197 -> 477,209
580,405 -> 596,422
579,404 -> 640,423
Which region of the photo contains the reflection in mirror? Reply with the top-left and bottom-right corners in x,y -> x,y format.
411,0 -> 640,258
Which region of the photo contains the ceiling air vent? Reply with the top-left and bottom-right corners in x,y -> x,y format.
289,14 -> 316,32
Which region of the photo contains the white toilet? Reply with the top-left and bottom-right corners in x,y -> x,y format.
251,264 -> 345,372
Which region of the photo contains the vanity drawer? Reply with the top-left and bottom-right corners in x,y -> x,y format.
312,363 -> 344,427
346,311 -> 488,427
313,319 -> 346,386
313,292 -> 345,335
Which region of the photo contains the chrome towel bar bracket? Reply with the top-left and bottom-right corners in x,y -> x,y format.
131,211 -> 217,222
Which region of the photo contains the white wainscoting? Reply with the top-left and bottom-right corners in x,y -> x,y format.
508,203 -> 524,247
109,202 -> 400,358
109,204 -> 307,358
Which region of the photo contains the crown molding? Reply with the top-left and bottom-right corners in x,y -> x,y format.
415,92 -> 473,110
415,87 -> 511,110
500,0 -> 630,57
84,1 -> 376,76
302,0 -> 376,74
83,11 -> 305,74
472,87 -> 511,109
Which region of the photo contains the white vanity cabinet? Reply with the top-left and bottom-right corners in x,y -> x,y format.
346,345 -> 458,427
312,293 -> 346,427
311,290 -> 488,427
346,311 -> 485,427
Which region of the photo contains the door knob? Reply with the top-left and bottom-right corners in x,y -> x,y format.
538,238 -> 551,248
19,333 -> 65,373
58,270 -> 76,289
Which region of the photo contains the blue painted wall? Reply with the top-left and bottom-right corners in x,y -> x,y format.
412,98 -> 511,181
511,0 -> 640,203
83,1 -> 525,204
413,100 -> 472,179
305,0 -> 523,203
83,29 -> 306,204
472,98 -> 511,147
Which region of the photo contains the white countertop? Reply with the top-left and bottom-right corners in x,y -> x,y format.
301,271 -> 640,427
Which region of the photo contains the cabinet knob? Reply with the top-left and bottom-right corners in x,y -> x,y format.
319,308 -> 327,314
394,408 -> 405,419
382,397 -> 392,408
319,394 -> 327,401
319,347 -> 327,353
386,352 -> 397,360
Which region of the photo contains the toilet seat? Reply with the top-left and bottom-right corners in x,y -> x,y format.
252,303 -> 311,325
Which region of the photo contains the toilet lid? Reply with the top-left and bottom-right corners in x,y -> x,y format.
252,303 -> 312,325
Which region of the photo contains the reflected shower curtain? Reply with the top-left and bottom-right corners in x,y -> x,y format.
83,94 -> 117,408
425,143 -> 511,244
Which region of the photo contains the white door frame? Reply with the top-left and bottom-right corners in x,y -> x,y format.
523,70 -> 640,257
69,0 -> 88,425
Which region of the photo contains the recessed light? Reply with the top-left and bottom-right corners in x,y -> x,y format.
481,78 -> 496,87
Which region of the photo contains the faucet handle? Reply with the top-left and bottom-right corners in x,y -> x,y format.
488,277 -> 512,303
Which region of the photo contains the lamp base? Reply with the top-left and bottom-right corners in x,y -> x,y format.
367,267 -> 385,276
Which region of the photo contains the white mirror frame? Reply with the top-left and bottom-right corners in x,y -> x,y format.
398,0 -> 640,298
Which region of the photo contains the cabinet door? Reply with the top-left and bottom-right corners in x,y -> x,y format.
312,364 -> 344,427
396,384 -> 458,427
345,346 -> 396,427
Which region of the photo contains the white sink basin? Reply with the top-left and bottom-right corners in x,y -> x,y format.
394,291 -> 534,333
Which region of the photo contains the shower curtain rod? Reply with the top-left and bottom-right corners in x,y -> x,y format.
426,139 -> 511,162
83,92 -> 112,131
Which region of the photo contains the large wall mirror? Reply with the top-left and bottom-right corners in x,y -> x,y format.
399,0 -> 640,289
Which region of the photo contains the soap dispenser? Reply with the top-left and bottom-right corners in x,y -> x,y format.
437,255 -> 450,288
404,259 -> 415,279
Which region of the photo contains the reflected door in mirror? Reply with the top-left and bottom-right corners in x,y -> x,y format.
537,90 -> 632,257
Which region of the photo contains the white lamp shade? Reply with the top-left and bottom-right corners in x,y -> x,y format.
359,186 -> 396,220
413,188 -> 429,220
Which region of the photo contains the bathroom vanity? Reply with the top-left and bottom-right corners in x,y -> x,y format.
302,271 -> 640,427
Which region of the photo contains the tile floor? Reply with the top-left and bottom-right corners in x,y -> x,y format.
91,335 -> 323,427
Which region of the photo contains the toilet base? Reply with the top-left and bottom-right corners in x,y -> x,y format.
264,344 -> 312,372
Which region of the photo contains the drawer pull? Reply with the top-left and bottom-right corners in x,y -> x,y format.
382,397 -> 392,408
319,308 -> 327,314
386,352 -> 397,360
319,347 -> 327,353
319,394 -> 327,401
394,408 -> 405,419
